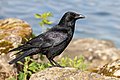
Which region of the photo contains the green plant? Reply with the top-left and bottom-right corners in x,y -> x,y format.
16,55 -> 87,80
17,56 -> 50,80
35,12 -> 53,27
59,56 -> 87,70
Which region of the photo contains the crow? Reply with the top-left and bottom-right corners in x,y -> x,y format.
9,11 -> 85,67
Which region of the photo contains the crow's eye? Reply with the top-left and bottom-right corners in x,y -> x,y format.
71,13 -> 76,17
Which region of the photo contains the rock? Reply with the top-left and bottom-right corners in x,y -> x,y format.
62,38 -> 120,68
0,18 -> 32,79
0,18 -> 32,54
97,59 -> 120,78
29,67 -> 119,80
29,67 -> 103,80
0,55 -> 16,80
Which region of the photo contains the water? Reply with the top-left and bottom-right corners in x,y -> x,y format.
0,0 -> 120,47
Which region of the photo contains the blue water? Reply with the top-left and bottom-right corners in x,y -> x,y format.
1,0 -> 120,47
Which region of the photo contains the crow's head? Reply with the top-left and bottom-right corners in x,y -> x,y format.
59,11 -> 85,26
65,11 -> 85,21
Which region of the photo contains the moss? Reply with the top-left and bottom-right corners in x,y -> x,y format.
0,40 -> 13,54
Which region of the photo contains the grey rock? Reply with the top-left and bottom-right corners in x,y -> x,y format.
30,67 -> 120,80
29,67 -> 105,80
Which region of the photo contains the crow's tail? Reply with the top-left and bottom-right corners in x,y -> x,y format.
9,48 -> 39,64
9,44 -> 32,52
9,45 -> 24,52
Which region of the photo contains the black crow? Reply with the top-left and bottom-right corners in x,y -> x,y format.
9,11 -> 85,67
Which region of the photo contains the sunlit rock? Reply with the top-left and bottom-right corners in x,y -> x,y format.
30,67 -> 106,80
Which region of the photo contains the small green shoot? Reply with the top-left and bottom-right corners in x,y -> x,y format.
59,56 -> 87,70
35,12 -> 53,27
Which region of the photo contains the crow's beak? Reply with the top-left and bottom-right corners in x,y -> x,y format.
75,14 -> 85,19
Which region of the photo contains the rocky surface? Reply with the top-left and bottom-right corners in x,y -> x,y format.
0,55 -> 16,80
29,67 -> 119,80
29,67 -> 103,80
0,18 -> 32,54
0,18 -> 32,80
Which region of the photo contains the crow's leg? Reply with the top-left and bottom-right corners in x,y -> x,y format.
48,58 -> 56,66
51,59 -> 62,67
46,55 -> 61,67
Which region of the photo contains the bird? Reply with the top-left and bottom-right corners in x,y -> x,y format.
9,11 -> 85,67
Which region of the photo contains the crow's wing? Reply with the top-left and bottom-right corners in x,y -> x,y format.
41,31 -> 68,48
